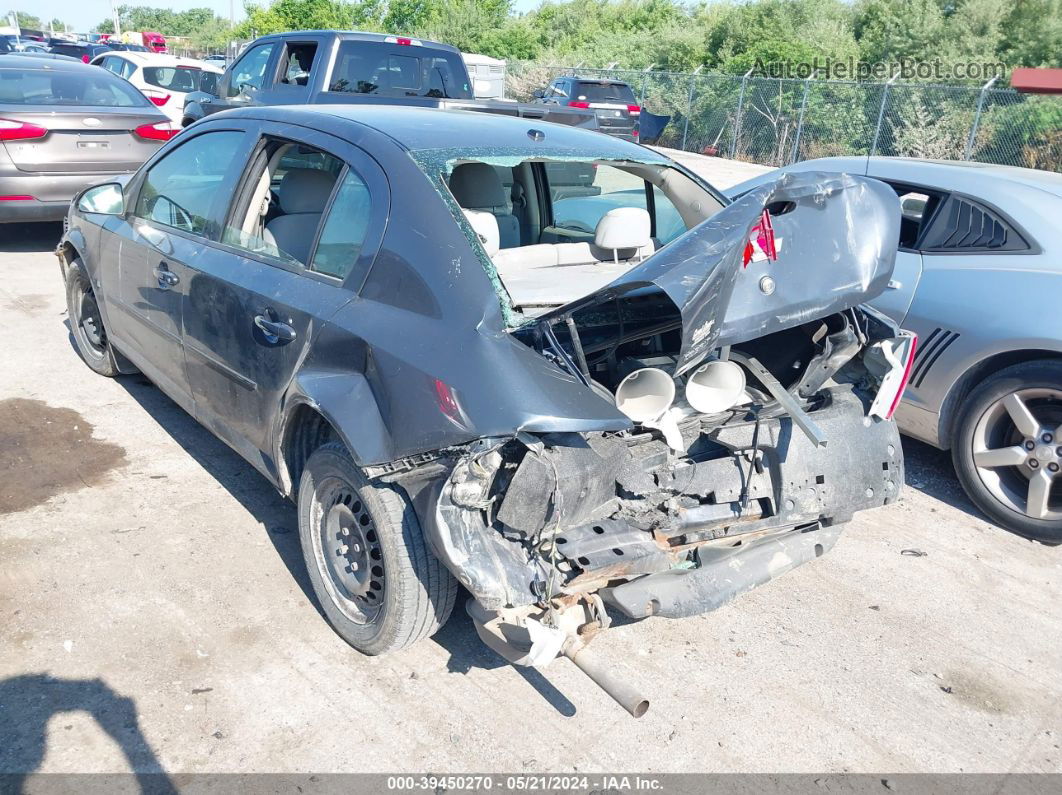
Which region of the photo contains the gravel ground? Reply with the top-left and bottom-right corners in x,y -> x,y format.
1,219 -> 1060,777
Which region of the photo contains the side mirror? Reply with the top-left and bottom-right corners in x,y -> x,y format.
77,183 -> 124,215
531,88 -> 545,99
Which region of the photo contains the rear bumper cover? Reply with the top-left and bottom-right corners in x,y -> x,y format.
421,385 -> 902,615
601,522 -> 841,619
0,197 -> 70,222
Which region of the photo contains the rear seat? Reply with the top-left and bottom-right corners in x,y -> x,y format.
463,207 -> 655,270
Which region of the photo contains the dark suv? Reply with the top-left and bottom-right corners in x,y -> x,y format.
58,105 -> 912,716
534,77 -> 640,141
48,41 -> 111,63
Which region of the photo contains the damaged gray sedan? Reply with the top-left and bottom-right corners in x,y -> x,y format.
58,106 -> 915,717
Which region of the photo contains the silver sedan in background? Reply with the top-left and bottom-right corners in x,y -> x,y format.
0,54 -> 174,222
729,157 -> 1062,543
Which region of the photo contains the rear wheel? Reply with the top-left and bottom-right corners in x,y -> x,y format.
952,361 -> 1062,544
66,259 -> 122,377
297,441 -> 458,654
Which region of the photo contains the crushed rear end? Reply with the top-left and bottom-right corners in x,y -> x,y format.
391,171 -> 914,716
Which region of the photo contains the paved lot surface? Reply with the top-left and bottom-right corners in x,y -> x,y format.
1,217 -> 1060,777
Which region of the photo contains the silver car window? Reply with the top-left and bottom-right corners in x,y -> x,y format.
135,130 -> 245,237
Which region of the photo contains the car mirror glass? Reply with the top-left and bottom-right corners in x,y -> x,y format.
77,183 -> 124,215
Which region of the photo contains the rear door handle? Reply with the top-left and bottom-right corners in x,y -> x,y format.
254,313 -> 296,345
153,262 -> 179,289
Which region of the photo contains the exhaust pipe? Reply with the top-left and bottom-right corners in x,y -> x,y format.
563,641 -> 649,718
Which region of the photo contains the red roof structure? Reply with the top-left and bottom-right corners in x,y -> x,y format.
1010,68 -> 1062,94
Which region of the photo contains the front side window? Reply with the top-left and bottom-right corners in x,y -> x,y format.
227,43 -> 274,96
135,130 -> 245,236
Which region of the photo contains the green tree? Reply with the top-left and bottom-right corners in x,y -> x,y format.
6,10 -> 41,29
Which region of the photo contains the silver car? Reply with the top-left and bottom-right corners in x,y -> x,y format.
0,54 -> 173,222
729,157 -> 1062,543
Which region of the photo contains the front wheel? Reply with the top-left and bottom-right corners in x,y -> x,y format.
952,361 -> 1062,544
66,259 -> 122,377
297,442 -> 458,654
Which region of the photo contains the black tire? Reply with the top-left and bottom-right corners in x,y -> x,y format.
952,360 -> 1062,545
66,258 -> 122,377
297,441 -> 458,654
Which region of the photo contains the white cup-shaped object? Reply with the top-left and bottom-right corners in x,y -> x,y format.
685,360 -> 746,414
615,367 -> 676,423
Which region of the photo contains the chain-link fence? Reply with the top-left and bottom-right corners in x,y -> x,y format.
507,62 -> 1062,172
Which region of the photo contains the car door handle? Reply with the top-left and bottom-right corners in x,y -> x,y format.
254,313 -> 296,345
886,279 -> 903,290
153,262 -> 179,289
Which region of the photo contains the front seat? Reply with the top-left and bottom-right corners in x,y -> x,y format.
264,168 -> 337,263
448,163 -> 520,249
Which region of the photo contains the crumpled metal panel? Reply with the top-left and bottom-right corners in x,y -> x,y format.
542,171 -> 900,375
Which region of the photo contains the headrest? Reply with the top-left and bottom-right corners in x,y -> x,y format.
278,168 -> 336,215
463,209 -> 500,256
595,206 -> 652,251
449,163 -> 507,209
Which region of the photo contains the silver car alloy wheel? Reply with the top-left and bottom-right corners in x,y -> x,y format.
972,388 -> 1062,521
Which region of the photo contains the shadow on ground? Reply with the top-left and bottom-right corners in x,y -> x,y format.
0,674 -> 175,792
102,373 -> 583,711
0,223 -> 62,254
901,436 -> 987,524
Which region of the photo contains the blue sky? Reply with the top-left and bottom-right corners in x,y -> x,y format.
11,0 -> 544,34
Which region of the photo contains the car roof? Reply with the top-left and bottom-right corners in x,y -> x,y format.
787,156 -> 1062,198
0,53 -> 99,71
251,29 -> 462,54
224,104 -> 668,161
98,51 -> 221,69
572,78 -> 631,85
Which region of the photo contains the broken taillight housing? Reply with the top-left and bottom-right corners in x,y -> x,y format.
866,332 -> 918,420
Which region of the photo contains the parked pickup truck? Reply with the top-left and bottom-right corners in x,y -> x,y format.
180,30 -> 596,131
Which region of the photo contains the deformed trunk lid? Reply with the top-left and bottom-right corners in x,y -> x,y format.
540,171 -> 900,374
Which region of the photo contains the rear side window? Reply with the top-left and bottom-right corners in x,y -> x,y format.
311,169 -> 372,279
573,82 -> 636,103
918,194 -> 1029,252
0,68 -> 150,107
135,130 -> 245,237
328,41 -> 471,99
143,66 -> 203,93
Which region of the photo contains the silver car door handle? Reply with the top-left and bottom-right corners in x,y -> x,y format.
153,263 -> 179,289
886,280 -> 902,290
254,313 -> 296,345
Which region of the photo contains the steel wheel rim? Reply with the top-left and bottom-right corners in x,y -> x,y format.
971,387 -> 1062,521
75,282 -> 106,359
310,477 -> 385,624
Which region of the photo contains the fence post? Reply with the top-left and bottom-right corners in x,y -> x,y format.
870,73 -> 898,157
639,64 -> 654,113
681,65 -> 703,151
790,77 -> 812,164
964,75 -> 999,161
731,67 -> 754,159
